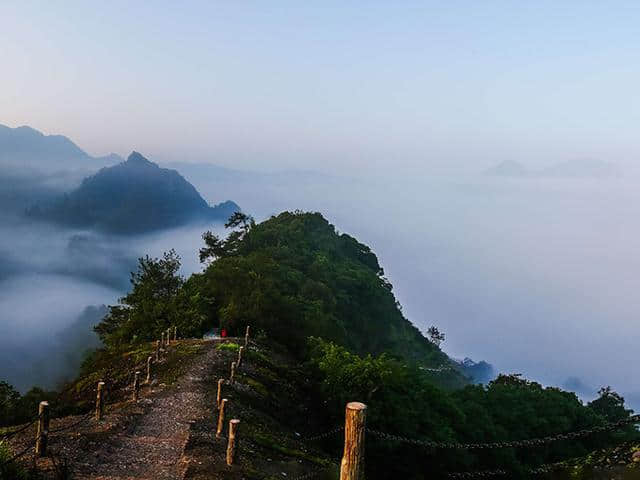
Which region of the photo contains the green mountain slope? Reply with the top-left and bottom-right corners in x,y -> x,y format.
193,211 -> 453,370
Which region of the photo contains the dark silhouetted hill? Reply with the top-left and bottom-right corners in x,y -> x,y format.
29,152 -> 240,233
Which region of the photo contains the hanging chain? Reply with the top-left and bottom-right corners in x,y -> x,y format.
367,414 -> 640,450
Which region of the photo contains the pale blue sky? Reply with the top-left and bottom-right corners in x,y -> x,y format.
2,1 -> 640,174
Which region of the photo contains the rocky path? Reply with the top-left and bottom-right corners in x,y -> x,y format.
7,340 -> 228,480
74,341 -> 221,480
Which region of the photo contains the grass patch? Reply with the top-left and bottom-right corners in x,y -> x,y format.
245,377 -> 270,397
248,431 -> 331,467
216,342 -> 240,352
0,441 -> 28,480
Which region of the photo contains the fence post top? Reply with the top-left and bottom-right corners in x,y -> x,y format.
39,401 -> 49,407
346,402 -> 367,411
98,381 -> 105,386
230,419 -> 240,425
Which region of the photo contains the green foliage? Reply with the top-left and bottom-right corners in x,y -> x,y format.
44,210 -> 640,478
308,339 -> 640,478
0,440 -> 29,480
0,381 -> 58,429
216,342 -> 240,352
0,382 -> 20,427
193,211 -> 449,372
588,386 -> 634,423
95,250 -> 185,347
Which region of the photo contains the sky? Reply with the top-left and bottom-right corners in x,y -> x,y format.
2,1 -> 640,175
4,1 -> 640,404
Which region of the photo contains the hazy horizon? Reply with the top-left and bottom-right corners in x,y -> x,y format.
4,2 -> 640,176
3,2 -> 640,408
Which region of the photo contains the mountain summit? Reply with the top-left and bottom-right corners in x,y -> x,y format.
29,152 -> 239,233
0,123 -> 122,171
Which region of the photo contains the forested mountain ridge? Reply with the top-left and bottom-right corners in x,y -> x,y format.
2,211 -> 638,479
28,152 -> 240,234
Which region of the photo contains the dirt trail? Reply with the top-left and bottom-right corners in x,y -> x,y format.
74,341 -> 221,480
7,340 -> 227,480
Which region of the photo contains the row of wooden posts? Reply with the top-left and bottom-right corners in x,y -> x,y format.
214,325 -> 251,466
34,325 -> 180,458
213,326 -> 368,479
32,324 -> 368,479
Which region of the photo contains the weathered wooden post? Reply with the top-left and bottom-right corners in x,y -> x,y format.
217,378 -> 224,408
146,356 -> 153,383
161,331 -> 165,351
237,346 -> 244,369
166,328 -> 171,346
340,402 -> 367,480
35,401 -> 49,457
226,419 -> 240,465
156,339 -> 161,361
133,371 -> 141,402
244,325 -> 250,346
95,381 -> 105,421
230,361 -> 236,385
173,325 -> 178,342
216,398 -> 228,438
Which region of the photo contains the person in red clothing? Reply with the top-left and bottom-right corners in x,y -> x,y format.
221,328 -> 227,338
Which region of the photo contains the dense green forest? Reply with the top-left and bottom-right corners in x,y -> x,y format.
2,211 -> 638,478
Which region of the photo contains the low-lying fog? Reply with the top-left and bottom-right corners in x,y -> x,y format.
2,167 -> 639,411
0,199 -> 224,391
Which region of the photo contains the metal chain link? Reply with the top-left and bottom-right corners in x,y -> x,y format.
368,414 -> 640,450
420,365 -> 457,373
49,412 -> 94,434
300,426 -> 344,442
289,463 -> 339,480
448,459 -> 579,478
448,468 -> 508,478
0,414 -> 40,440
0,439 -> 36,469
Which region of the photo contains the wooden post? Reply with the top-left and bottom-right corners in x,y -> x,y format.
217,378 -> 224,408
216,398 -> 228,438
226,419 -> 240,465
133,371 -> 141,402
237,346 -> 244,369
230,361 -> 236,384
161,331 -> 165,350
35,401 -> 49,457
167,328 -> 171,346
146,356 -> 153,383
156,339 -> 161,361
95,381 -> 105,421
340,402 -> 367,480
174,325 -> 178,342
244,325 -> 250,346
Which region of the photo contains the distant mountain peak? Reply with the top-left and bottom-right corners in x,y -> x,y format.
484,160 -> 528,177
125,151 -> 156,167
29,151 -> 240,234
0,123 -> 122,171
